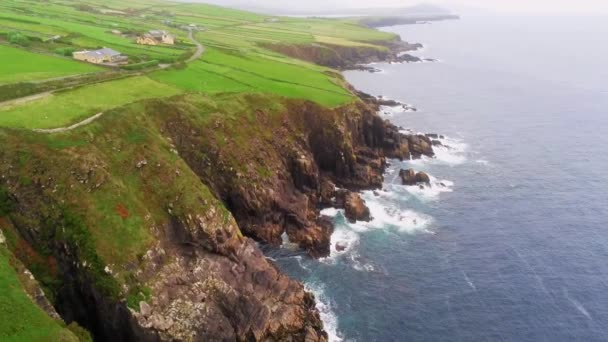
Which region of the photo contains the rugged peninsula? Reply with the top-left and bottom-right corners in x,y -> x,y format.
0,1 -> 436,340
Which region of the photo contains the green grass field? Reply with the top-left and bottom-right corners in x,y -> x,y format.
0,0 -> 392,122
0,45 -> 101,84
0,247 -> 77,341
151,48 -> 352,107
0,76 -> 182,129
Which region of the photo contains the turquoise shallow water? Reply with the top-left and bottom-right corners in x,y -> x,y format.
267,16 -> 608,341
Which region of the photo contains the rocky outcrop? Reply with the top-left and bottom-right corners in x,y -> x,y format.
157,95 -> 434,259
399,168 -> 417,185
408,135 -> 435,158
337,191 -> 371,223
416,172 -> 431,184
263,38 -> 423,71
399,168 -> 431,186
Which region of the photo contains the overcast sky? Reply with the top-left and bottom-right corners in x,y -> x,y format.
197,0 -> 608,15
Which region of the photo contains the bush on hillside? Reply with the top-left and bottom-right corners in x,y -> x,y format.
54,47 -> 77,56
7,31 -> 30,47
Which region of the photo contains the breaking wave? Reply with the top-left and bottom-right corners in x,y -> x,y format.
305,282 -> 343,342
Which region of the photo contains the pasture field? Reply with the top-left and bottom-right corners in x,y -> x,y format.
0,0 -> 395,128
151,48 -> 353,107
0,45 -> 101,84
0,76 -> 181,129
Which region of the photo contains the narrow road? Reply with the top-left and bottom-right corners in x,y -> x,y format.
186,29 -> 205,63
33,112 -> 104,134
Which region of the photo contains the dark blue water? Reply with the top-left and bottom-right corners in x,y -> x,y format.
270,16 -> 608,341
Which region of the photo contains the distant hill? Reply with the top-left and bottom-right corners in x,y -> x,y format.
318,3 -> 455,17
192,1 -> 456,18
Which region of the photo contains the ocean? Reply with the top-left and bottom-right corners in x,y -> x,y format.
267,15 -> 608,341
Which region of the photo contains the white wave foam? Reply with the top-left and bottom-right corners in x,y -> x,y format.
379,104 -> 417,117
305,283 -> 343,342
324,225 -> 359,262
293,255 -> 313,273
397,134 -> 468,166
401,175 -> 454,201
349,251 -> 375,272
320,207 -> 340,217
350,191 -> 434,233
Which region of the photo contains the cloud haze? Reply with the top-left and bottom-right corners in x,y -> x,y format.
195,0 -> 608,15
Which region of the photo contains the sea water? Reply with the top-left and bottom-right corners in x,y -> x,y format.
266,15 -> 608,341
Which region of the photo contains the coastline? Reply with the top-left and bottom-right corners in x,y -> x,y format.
295,23 -> 448,340
0,16 -> 452,342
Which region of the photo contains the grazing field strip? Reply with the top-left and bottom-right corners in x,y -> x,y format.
0,45 -> 101,84
0,76 -> 182,129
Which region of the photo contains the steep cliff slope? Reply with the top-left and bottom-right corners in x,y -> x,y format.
0,92 -> 433,340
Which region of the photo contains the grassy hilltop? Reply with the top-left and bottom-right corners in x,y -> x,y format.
0,0 -> 403,340
0,0 -> 397,129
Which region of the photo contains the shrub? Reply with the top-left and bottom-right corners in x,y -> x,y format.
54,47 -> 77,56
7,31 -> 30,47
66,322 -> 93,342
0,186 -> 13,216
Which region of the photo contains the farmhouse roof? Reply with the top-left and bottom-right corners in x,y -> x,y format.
95,48 -> 122,56
77,48 -> 122,58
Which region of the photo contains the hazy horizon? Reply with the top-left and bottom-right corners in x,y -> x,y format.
188,0 -> 608,15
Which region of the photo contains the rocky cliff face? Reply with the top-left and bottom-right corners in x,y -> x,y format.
263,40 -> 423,70
0,91 -> 433,341
159,95 -> 433,258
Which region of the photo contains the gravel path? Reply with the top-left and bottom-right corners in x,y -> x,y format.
186,29 -> 205,63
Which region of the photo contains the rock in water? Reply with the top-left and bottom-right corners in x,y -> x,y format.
399,168 -> 417,185
415,172 -> 431,184
407,135 -> 434,159
343,192 -> 371,223
400,169 -> 431,185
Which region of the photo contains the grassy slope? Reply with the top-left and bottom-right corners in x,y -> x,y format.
0,76 -> 182,129
0,246 -> 77,341
0,45 -> 101,84
0,93 -> 250,299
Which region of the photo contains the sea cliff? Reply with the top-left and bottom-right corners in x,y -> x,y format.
0,31 -> 435,342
